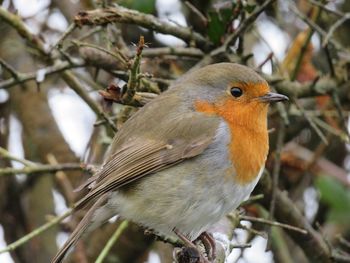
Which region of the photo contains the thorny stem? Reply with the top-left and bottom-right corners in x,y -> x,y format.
123,36 -> 144,104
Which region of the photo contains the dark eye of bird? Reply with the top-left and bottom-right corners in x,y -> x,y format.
230,87 -> 243,97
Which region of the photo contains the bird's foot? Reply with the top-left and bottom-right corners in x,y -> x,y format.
174,247 -> 201,263
196,232 -> 216,261
173,228 -> 212,263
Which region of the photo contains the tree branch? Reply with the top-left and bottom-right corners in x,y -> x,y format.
0,163 -> 83,176
257,172 -> 332,263
0,209 -> 72,254
73,5 -> 211,50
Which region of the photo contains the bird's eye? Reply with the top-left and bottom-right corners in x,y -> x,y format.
230,87 -> 243,98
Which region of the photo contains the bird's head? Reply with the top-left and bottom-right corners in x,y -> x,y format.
182,63 -> 289,184
183,63 -> 288,128
183,63 -> 288,107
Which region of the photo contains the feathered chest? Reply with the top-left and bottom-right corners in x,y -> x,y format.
195,98 -> 269,185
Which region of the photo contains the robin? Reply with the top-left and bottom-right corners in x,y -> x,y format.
52,63 -> 288,263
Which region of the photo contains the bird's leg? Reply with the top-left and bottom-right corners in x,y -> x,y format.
196,232 -> 216,261
173,228 -> 211,263
173,228 -> 197,248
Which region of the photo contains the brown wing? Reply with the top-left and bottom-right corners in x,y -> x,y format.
75,113 -> 221,209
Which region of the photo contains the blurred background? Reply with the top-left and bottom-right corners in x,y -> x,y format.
0,0 -> 350,262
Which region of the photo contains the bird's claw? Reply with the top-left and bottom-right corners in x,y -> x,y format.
173,228 -> 213,263
196,232 -> 216,261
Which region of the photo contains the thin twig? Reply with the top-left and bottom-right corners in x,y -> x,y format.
184,1 -> 208,26
213,0 -> 276,55
331,91 -> 350,139
231,243 -> 252,249
312,117 -> 348,142
0,209 -> 72,254
294,99 -> 329,144
62,27 -> 104,52
0,147 -> 35,166
95,221 -> 129,263
322,13 -> 350,47
331,251 -> 350,263
137,47 -> 204,58
51,23 -> 77,50
267,120 -> 285,249
72,40 -> 129,67
307,0 -> 344,17
238,222 -> 267,239
0,59 -> 85,89
112,70 -> 173,87
193,0 -> 275,69
269,120 -> 285,219
0,58 -> 23,87
324,45 -> 335,77
288,1 -> 344,51
257,173 -> 332,262
270,77 -> 338,99
0,163 -> 83,176
337,235 -> 350,250
240,215 -> 308,235
239,194 -> 264,206
290,5 -> 321,81
257,52 -> 273,69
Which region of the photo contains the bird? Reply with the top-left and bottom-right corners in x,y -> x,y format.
52,63 -> 288,263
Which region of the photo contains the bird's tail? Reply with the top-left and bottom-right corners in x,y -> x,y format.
52,194 -> 113,263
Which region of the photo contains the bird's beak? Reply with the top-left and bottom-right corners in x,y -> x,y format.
259,92 -> 289,103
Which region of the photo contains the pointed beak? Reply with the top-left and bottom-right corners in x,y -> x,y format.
259,92 -> 289,103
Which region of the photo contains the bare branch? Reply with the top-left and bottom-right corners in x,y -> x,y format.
239,215 -> 308,235
0,59 -> 85,89
0,163 -> 83,176
257,173 -> 332,263
0,7 -> 47,56
0,209 -> 73,254
95,221 -> 129,263
73,5 -> 211,50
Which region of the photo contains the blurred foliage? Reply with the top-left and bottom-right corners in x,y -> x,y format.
316,175 -> 350,226
207,2 -> 256,45
207,6 -> 233,45
117,0 -> 156,14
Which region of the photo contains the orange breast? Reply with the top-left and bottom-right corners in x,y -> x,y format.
195,98 -> 269,185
